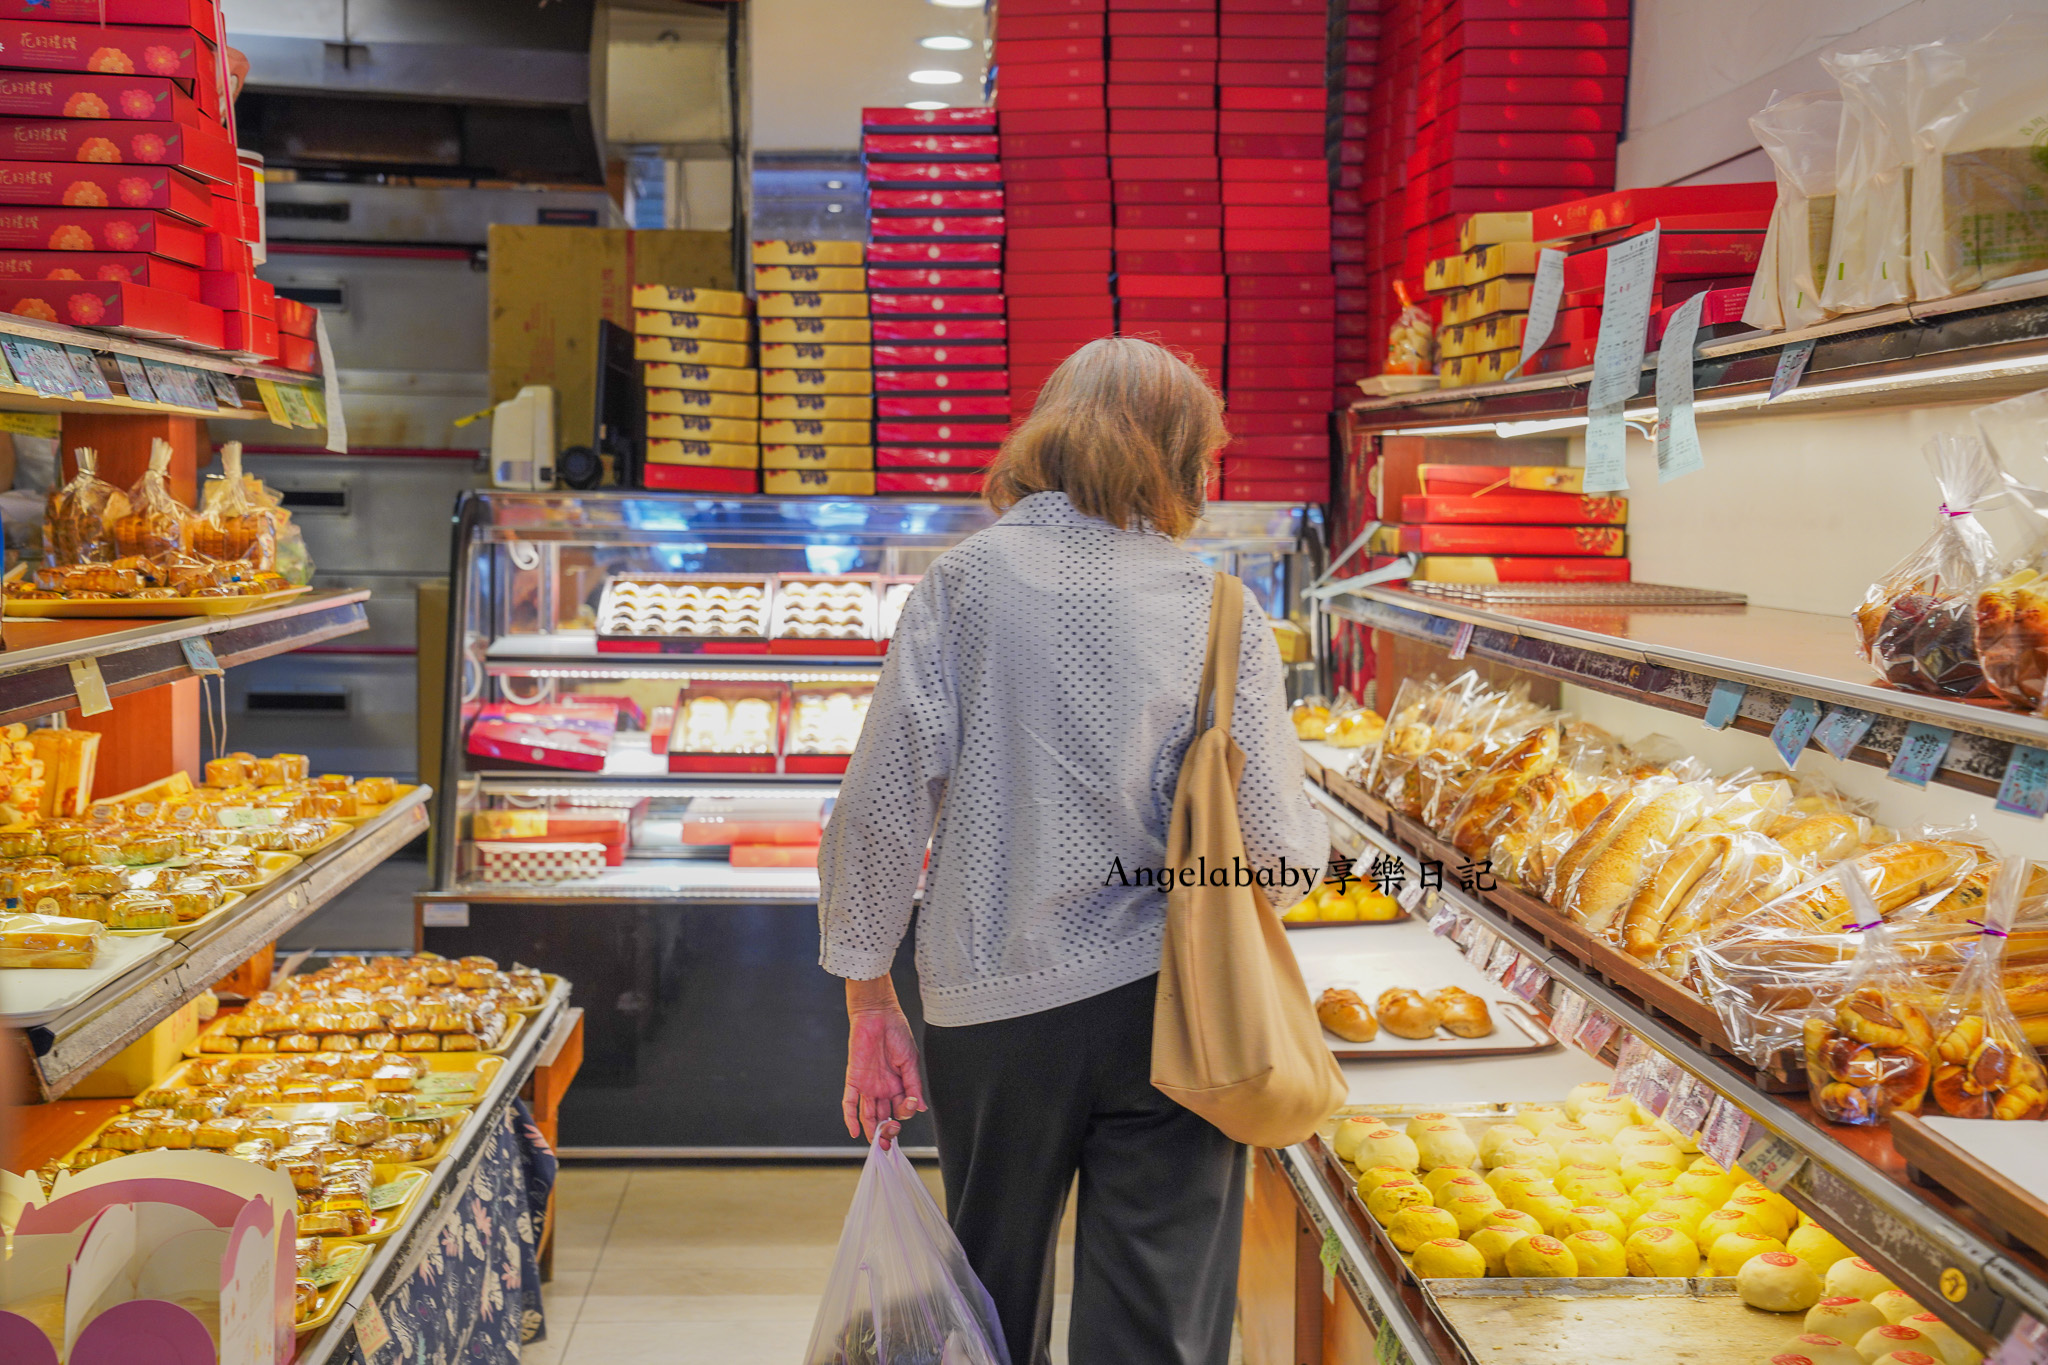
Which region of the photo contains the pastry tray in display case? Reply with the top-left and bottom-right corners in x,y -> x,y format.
1295,928 -> 1556,1061
769,574 -> 883,655
2,585 -> 312,618
594,574 -> 773,655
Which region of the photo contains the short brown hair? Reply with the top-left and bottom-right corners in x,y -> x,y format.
984,336 -> 1226,539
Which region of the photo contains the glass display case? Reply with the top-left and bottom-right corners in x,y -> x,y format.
421,491 -> 1323,1152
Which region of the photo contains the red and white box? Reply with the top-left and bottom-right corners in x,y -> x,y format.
0,71 -> 206,123
1401,493 -> 1628,525
1395,524 -> 1626,556
467,701 -> 618,773
1533,183 -> 1777,241
475,841 -> 607,883
0,205 -> 202,260
862,106 -> 999,132
1412,555 -> 1633,585
0,276 -> 215,341
878,446 -> 998,469
643,464 -> 757,494
0,249 -> 197,293
667,681 -> 789,774
877,470 -> 987,495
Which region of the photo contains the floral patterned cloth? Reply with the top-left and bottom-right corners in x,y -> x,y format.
341,1100 -> 558,1364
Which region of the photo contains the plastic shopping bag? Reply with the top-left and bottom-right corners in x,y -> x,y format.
803,1137 -> 1010,1365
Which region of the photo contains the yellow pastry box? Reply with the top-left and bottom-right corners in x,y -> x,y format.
753,239 -> 865,266
645,362 -> 759,395
634,309 -> 753,343
762,469 -> 876,496
633,336 -> 753,369
761,393 -> 873,420
647,439 -> 761,469
760,368 -> 873,396
760,419 -> 870,445
761,445 -> 876,471
646,388 -> 760,418
759,343 -> 871,370
758,291 -> 870,319
753,265 -> 866,293
758,316 -> 873,344
646,413 -> 760,443
631,283 -> 749,316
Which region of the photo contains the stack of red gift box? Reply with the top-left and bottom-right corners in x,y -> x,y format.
1217,0 -> 1332,504
991,0 -> 1113,420
862,106 -> 1010,496
0,0 -> 277,365
1331,2 -> 1378,400
1392,462 -> 1630,584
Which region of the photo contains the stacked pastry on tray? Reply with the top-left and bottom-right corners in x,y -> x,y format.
1350,671 -> 2048,1068
196,954 -> 541,1055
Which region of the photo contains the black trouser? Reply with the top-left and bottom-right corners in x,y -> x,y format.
923,973 -> 1245,1365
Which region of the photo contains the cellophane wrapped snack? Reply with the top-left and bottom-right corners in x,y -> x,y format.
1384,280 -> 1435,376
110,438 -> 191,560
195,440 -> 277,570
1817,47 -> 1915,314
1749,87 -> 1843,328
1802,863 -> 1935,1125
1930,857 -> 2048,1119
44,445 -> 126,565
1855,432 -> 2004,696
1909,18 -> 2048,300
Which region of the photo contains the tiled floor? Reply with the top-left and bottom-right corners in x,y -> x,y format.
522,1162 -> 1239,1364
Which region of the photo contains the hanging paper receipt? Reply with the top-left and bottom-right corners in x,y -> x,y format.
1511,247 -> 1568,376
1583,225 -> 1662,493
1654,289 -> 1706,483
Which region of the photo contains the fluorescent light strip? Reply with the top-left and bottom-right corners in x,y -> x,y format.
493,667 -> 880,683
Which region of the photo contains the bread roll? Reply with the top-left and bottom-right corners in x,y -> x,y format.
1621,825 -> 1732,959
1567,784 -> 1710,934
1376,988 -> 1442,1039
1547,788 -> 1646,902
1430,987 -> 1494,1038
1776,812 -> 1865,863
1317,988 -> 1378,1043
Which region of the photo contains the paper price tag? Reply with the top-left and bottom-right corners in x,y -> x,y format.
1576,1009 -> 1619,1056
422,902 -> 469,927
355,1295 -> 393,1355
116,353 -> 157,404
1815,706 -> 1877,761
278,383 -> 319,429
1666,1074 -> 1712,1138
208,369 -> 243,407
1768,338 -> 1816,401
1654,289 -> 1707,483
1699,1096 -> 1751,1169
1739,1132 -> 1808,1191
1584,400 -> 1630,494
1375,1320 -> 1408,1365
1770,695 -> 1822,768
68,658 -> 111,716
1888,721 -> 1954,788
1463,925 -> 1496,967
1609,1032 -> 1649,1099
1995,744 -> 2048,819
1512,246 -> 1568,376
1550,989 -> 1589,1046
254,377 -> 290,424
1590,225 -> 1662,410
142,358 -> 186,407
1508,956 -> 1550,1003
1703,680 -> 1746,730
1487,936 -> 1520,983
64,346 -> 113,400
1427,900 -> 1461,936
1448,621 -> 1475,660
180,637 -> 223,676
1402,879 -> 1431,914
1988,1314 -> 2048,1365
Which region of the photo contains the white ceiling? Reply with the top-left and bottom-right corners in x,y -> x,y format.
749,0 -> 988,152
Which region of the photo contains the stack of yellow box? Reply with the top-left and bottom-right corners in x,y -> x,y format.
635,283 -> 760,492
755,240 -> 874,497
1433,212 -> 1544,391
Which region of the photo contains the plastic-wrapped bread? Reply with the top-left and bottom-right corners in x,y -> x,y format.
1445,723 -> 1560,855
46,446 -> 128,565
1621,821 -> 1736,960
0,912 -> 105,967
111,438 -> 192,560
1567,783 -> 1712,936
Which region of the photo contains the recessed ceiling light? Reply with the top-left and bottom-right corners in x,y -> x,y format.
920,35 -> 973,50
927,0 -> 980,8
906,100 -> 950,111
909,69 -> 964,85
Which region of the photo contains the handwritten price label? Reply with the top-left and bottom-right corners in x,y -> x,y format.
1995,744 -> 2048,819
1740,1133 -> 1808,1191
1771,695 -> 1822,768
1888,721 -> 1955,788
1699,1096 -> 1752,1169
1550,990 -> 1589,1046
1814,706 -> 1876,761
1769,337 -> 1816,400
1509,957 -> 1550,1003
1576,1009 -> 1619,1056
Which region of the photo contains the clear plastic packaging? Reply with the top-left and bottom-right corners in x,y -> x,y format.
195,440 -> 277,570
1855,432 -> 2005,697
1384,280 -> 1435,376
1562,777 -> 1718,939
1973,389 -> 2048,713
1818,48 -> 1916,314
1750,87 -> 1843,328
110,437 -> 191,560
44,445 -> 127,565
803,1136 -> 1009,1365
1802,863 -> 1934,1125
1930,857 -> 2048,1119
1909,18 -> 2048,300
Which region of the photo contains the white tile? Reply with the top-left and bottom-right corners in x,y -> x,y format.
540,1269 -> 593,1333
518,1332 -> 569,1365
560,1317 -> 816,1365
575,1292 -> 819,1324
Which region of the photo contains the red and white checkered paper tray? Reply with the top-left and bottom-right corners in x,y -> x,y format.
473,841 -> 607,884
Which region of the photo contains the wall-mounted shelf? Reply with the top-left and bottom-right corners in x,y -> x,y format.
14,784 -> 432,1100
0,590 -> 370,726
1327,584 -> 2048,801
0,306 -> 323,421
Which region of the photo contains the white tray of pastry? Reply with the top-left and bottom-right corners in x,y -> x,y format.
0,931 -> 176,1026
1299,937 -> 1556,1061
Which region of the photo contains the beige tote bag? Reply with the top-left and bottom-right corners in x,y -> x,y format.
1152,572 -> 1347,1148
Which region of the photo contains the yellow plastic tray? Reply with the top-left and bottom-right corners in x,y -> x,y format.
150,1053 -> 505,1106
105,888 -> 247,940
336,784 -> 420,827
187,1005 -> 529,1060
295,1241 -> 373,1335
339,1166 -> 432,1242
3,586 -> 310,618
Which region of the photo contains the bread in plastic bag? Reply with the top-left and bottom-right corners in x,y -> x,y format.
0,911 -> 105,968
1615,778 -> 1794,958
1909,17 -> 2048,300
1563,777 -> 1719,938
803,1136 -> 1009,1365
1818,48 -> 1917,314
1855,431 -> 2004,697
195,440 -> 277,570
1384,280 -> 1435,376
1972,388 -> 2048,712
1802,862 -> 1935,1125
1749,88 -> 1843,328
1930,856 -> 2048,1119
44,445 -> 128,566
110,437 -> 191,560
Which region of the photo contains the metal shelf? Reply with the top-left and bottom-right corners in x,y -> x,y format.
298,979 -> 571,1365
420,855 -> 821,905
1327,584 -> 2048,801
1346,276 -> 2048,434
466,733 -> 854,786
17,784 -> 432,1100
0,307 -> 322,420
0,590 -> 370,725
1304,777 -> 2048,1351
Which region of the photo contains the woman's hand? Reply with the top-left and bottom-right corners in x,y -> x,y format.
843,976 -> 925,1149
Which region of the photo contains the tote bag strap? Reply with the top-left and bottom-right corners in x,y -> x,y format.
1196,572 -> 1244,739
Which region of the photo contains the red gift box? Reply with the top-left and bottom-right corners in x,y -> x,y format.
1221,158 -> 1325,183
1226,388 -> 1330,413
1442,0 -> 1629,15
1112,108 -> 1216,132
869,189 -> 1004,215
863,132 -> 999,161
1223,458 -> 1330,483
871,266 -> 1003,292
1233,296 -> 1334,321
995,36 -> 1103,64
1107,84 -> 1216,110
1108,132 -> 1215,157
1226,250 -> 1332,273
1003,0 -> 1111,13
1007,272 -> 1111,296
1008,227 -> 1112,252
993,84 -> 1106,112
1222,12 -> 1323,35
1005,154 -> 1111,182
1430,75 -> 1625,106
1119,273 -> 1224,297
1226,320 -> 1336,344
1449,47 -> 1629,77
643,464 -> 757,493
998,12 -> 1107,38
1117,202 -> 1222,228
867,161 -> 1002,187
1119,250 -> 1223,273
862,106 -> 999,131
1109,59 -> 1216,83
1010,309 -> 1113,332
0,274 -> 218,340
0,248 -> 196,294
875,369 -> 1009,394
1402,493 -> 1627,525
1454,17 -> 1629,47
0,160 -> 210,222
1008,178 -> 1111,205
221,306 -> 275,360
879,446 -> 1001,469
0,71 -> 205,124
877,470 -> 988,495
1008,246 -> 1112,272
1414,555 -> 1632,583
1112,35 -> 1218,59
1221,86 -> 1323,111
871,215 -> 1006,239
1113,180 -> 1221,204
279,332 -> 319,371
1009,201 -> 1113,227
1220,479 -> 1328,502
999,107 -> 1108,134
1533,183 -> 1776,240
0,205 -> 202,261
1004,58 -> 1107,87
1224,36 -> 1325,61
0,0 -> 214,19
1561,232 -> 1765,293
873,292 -> 1008,316
467,702 -> 618,774
1445,130 -> 1618,160
1124,319 -> 1228,346
1229,276 -> 1335,300
1220,0 -> 1328,11
1650,286 -> 1751,346
1224,205 -> 1330,230
0,116 -> 232,182
1003,131 -> 1108,159
876,421 -> 1008,446
1228,410 -> 1327,434
1114,226 -> 1218,251
877,393 -> 1009,418
1225,432 -> 1325,458
1217,60 -> 1325,85
1109,10 -> 1215,34
1112,156 -> 1220,181
874,317 -> 1008,342
1396,524 -> 1625,555
0,20 -> 212,79
1444,103 -> 1624,133
1120,296 -> 1227,320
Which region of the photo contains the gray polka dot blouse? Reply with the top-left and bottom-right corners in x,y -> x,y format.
817,490 -> 1327,1027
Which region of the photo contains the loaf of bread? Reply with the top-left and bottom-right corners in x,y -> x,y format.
1735,840 -> 1983,936
1566,784 -> 1709,935
1376,988 -> 1443,1039
1775,812 -> 1865,863
1446,724 -> 1560,855
1546,786 -> 1650,903
1317,987 -> 1378,1042
1621,824 -> 1732,960
1430,987 -> 1494,1038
